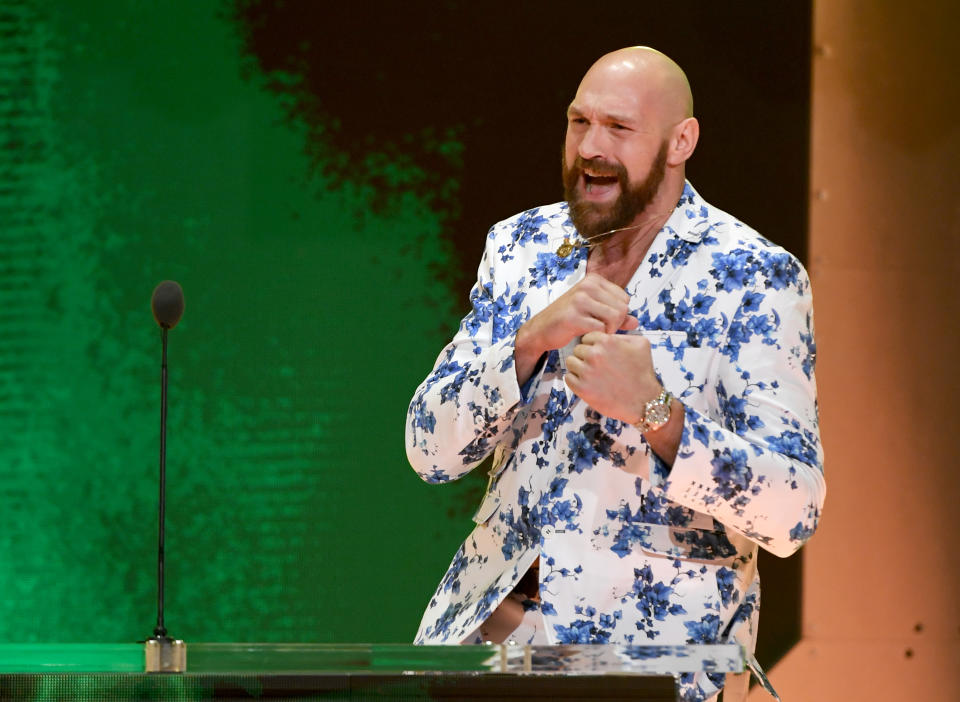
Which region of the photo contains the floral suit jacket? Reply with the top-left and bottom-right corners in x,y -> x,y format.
405,182 -> 825,699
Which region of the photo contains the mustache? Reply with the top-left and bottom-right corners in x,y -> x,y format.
571,156 -> 627,179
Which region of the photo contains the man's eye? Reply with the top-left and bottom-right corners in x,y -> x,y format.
570,117 -> 587,125
611,123 -> 628,131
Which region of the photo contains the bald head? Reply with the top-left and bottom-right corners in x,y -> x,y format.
577,47 -> 693,129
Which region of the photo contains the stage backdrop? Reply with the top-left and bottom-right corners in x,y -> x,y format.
0,0 -> 811,660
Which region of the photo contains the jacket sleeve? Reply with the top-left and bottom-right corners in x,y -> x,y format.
648,258 -> 826,558
405,231 -> 534,484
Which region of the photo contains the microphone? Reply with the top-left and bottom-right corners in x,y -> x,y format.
151,281 -> 185,330
146,280 -> 186,672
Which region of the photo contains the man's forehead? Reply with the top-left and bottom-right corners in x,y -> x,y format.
568,84 -> 646,122
572,59 -> 657,108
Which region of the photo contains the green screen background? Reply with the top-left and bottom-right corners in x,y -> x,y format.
0,0 -> 473,643
0,0 -> 812,654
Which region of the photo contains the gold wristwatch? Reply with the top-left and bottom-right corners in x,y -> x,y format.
634,388 -> 673,434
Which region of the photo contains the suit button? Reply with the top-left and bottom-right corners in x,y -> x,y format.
542,525 -> 555,537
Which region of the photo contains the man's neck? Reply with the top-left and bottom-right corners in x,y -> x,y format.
586,179 -> 682,287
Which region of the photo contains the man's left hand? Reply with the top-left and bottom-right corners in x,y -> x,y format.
564,331 -> 661,424
565,331 -> 684,464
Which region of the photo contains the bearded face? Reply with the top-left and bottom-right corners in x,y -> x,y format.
562,140 -> 669,239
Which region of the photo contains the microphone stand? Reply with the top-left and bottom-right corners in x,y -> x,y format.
145,325 -> 186,672
158,326 -> 168,638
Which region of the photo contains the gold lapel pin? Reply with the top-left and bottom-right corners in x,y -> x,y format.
556,238 -> 574,257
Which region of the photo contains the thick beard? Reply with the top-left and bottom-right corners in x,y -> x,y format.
562,140 -> 669,239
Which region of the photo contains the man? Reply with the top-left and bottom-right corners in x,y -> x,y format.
405,46 -> 824,702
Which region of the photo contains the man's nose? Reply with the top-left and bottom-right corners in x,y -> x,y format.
578,125 -> 607,160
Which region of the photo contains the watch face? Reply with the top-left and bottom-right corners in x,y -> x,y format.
637,391 -> 672,433
643,391 -> 672,431
647,403 -> 671,427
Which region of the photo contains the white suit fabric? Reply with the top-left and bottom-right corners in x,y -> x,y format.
405,183 -> 824,702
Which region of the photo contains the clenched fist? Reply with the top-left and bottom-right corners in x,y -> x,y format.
564,331 -> 661,424
514,274 -> 638,384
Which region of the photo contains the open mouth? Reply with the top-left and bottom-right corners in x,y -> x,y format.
583,172 -> 619,194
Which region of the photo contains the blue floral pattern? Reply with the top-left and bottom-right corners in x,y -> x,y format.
406,182 -> 825,702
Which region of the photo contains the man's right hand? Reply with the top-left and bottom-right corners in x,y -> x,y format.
514,273 -> 639,385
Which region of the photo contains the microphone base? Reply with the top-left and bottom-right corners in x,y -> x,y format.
145,637 -> 187,673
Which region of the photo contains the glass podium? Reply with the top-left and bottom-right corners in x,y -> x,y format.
0,643 -> 745,700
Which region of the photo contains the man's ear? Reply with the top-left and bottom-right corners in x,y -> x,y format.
667,117 -> 699,166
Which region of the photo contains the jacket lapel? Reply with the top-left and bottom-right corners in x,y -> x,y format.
543,215 -> 587,404
625,182 -> 710,318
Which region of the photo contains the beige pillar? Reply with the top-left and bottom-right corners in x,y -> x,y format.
750,2 -> 960,700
